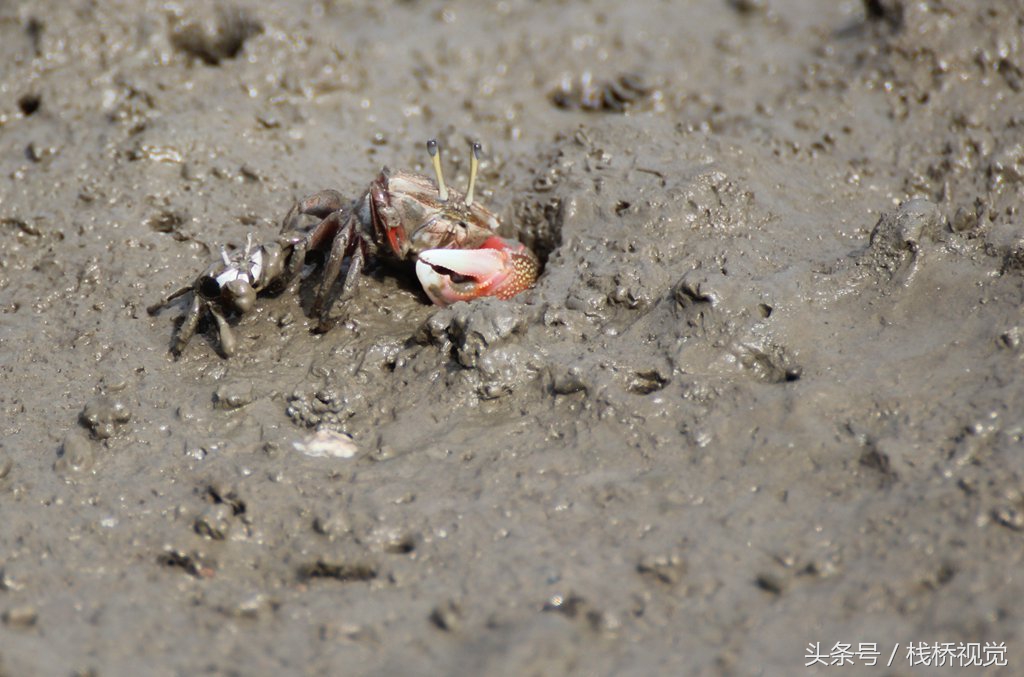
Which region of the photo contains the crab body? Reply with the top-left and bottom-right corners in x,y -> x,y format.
292,140 -> 538,323
365,168 -> 498,260
147,235 -> 290,356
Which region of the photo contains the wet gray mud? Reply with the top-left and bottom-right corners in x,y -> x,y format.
1,0 -> 1023,674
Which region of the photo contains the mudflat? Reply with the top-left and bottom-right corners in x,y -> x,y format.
1,1 -> 1021,674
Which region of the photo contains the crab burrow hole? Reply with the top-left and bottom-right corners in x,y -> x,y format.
511,191 -> 564,279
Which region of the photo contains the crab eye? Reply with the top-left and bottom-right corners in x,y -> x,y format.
198,276 -> 222,300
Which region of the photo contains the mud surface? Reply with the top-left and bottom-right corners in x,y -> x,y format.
2,1 -> 1023,674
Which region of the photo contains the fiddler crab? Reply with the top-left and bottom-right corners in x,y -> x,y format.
146,233 -> 291,356
148,138 -> 539,356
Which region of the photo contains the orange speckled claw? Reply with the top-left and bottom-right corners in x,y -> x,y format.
415,238 -> 538,307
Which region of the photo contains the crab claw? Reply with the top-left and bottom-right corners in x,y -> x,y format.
415,238 -> 538,306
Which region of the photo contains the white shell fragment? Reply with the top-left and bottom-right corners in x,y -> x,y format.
292,429 -> 359,459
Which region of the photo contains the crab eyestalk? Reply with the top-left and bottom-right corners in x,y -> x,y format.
465,141 -> 481,207
415,236 -> 539,307
426,138 -> 449,202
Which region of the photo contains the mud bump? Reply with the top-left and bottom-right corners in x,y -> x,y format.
859,446 -> 899,485
997,327 -> 1023,351
157,550 -> 216,578
734,343 -> 801,384
194,504 -> 233,540
628,370 -> 669,395
551,366 -> 589,395
312,511 -> 352,540
992,504 -> 1024,532
145,210 -> 185,234
1,605 -> 38,629
672,271 -> 720,309
287,388 -> 356,429
169,6 -> 262,66
212,382 -> 254,410
551,72 -> 657,113
868,198 -> 943,255
429,600 -> 462,632
55,432 -> 95,476
950,205 -> 979,233
1,217 -> 41,237
637,551 -> 686,585
542,594 -> 615,633
79,395 -> 132,439
542,593 -> 588,619
419,298 -> 528,368
382,533 -> 416,555
919,562 -> 957,590
204,483 -> 246,516
608,262 -> 670,311
754,572 -> 785,596
297,560 -> 377,583
726,0 -> 768,14
0,453 -> 11,482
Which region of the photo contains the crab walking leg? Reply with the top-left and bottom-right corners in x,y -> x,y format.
279,235 -> 307,294
173,294 -> 205,355
339,241 -> 367,300
280,189 -> 347,235
310,212 -> 356,323
208,306 -> 237,358
280,205 -> 349,293
146,285 -> 193,316
316,241 -> 367,332
317,234 -> 370,331
298,189 -> 346,221
279,201 -> 303,235
415,239 -> 539,306
276,202 -> 307,292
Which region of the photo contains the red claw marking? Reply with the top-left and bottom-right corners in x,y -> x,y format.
385,223 -> 406,254
416,236 -> 538,306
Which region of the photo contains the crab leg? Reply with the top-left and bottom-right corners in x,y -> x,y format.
173,294 -> 205,355
281,189 -> 346,233
322,241 -> 367,331
146,285 -> 193,315
299,189 -> 346,219
208,306 -> 236,357
280,199 -> 352,293
311,212 -> 361,329
415,236 -> 538,306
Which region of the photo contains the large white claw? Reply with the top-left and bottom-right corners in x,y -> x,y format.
416,244 -> 537,306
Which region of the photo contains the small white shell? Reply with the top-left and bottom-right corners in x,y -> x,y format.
292,428 -> 358,459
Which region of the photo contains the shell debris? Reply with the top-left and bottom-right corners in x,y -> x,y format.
293,428 -> 359,459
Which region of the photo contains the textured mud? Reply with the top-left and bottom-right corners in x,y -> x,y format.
2,1 -> 1023,674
